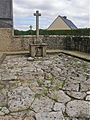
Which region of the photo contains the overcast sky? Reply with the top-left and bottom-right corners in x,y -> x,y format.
13,0 -> 90,30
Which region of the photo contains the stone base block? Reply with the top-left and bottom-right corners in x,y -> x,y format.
29,43 -> 47,57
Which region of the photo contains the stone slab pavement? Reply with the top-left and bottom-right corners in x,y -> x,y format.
47,50 -> 90,61
0,50 -> 90,64
0,53 -> 90,120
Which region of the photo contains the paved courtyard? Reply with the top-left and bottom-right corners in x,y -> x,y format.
0,53 -> 90,120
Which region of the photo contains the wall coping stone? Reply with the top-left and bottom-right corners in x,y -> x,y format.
13,35 -> 90,38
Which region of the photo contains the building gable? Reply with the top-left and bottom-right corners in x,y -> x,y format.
48,16 -> 77,30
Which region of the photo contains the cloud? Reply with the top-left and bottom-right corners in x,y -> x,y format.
13,0 -> 90,30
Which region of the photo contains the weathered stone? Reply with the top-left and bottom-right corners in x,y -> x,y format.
0,75 -> 1,80
49,90 -> 71,103
43,60 -> 52,66
1,73 -> 17,81
36,111 -> 64,120
10,109 -> 35,119
63,82 -> 79,91
27,57 -> 34,61
44,80 -> 52,87
51,69 -> 60,77
0,80 -> 18,89
80,79 -> 90,92
64,118 -> 78,120
24,117 -> 35,120
0,90 -> 7,107
10,111 -> 28,119
22,66 -> 36,73
44,72 -> 52,79
0,111 -> 5,116
86,95 -> 90,101
1,107 -> 9,115
0,116 -> 21,120
87,91 -> 90,95
0,83 -> 5,90
66,91 -> 86,99
8,86 -> 35,112
18,73 -> 35,81
66,100 -> 90,118
51,66 -> 62,77
53,102 -> 65,112
32,70 -> 44,80
31,97 -> 54,112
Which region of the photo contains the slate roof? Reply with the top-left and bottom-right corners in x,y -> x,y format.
0,0 -> 13,19
59,16 -> 77,29
0,21 -> 13,28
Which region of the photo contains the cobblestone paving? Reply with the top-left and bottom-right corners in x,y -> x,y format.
0,53 -> 90,120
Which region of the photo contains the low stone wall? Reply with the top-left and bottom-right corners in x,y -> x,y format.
63,36 -> 90,53
0,29 -> 90,53
10,36 -> 33,51
43,35 -> 64,49
10,35 -> 44,51
10,35 -> 67,51
11,35 -> 90,53
43,35 -> 90,53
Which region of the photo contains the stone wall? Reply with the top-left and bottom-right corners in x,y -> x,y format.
11,35 -> 90,53
10,35 -> 44,51
63,36 -> 90,53
10,35 -> 34,51
0,29 -> 90,53
43,35 -> 90,53
0,28 -> 13,51
43,35 -> 64,49
10,35 -> 67,51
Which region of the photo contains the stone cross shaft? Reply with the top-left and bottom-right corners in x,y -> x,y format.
34,10 -> 41,41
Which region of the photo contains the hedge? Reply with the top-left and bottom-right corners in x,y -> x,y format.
14,28 -> 90,36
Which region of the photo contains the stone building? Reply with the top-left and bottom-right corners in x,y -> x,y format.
47,16 -> 77,30
0,0 -> 13,27
0,0 -> 13,51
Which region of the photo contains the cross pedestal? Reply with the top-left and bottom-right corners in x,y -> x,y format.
29,10 -> 47,57
29,43 -> 47,57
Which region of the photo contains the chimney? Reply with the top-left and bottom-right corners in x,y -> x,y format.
63,16 -> 67,19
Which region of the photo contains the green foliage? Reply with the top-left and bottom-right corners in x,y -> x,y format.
49,77 -> 54,85
62,80 -> 65,88
14,29 -> 36,35
63,112 -> 69,117
52,94 -> 59,102
55,82 -> 62,90
34,93 -> 42,99
37,80 -> 44,87
84,73 -> 90,80
14,28 -> 90,36
44,87 -> 51,96
82,62 -> 88,68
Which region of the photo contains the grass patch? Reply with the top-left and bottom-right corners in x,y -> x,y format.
37,80 -> 44,87
34,93 -> 42,99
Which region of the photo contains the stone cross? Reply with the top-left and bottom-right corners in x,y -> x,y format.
34,10 -> 41,42
30,25 -> 32,30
